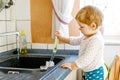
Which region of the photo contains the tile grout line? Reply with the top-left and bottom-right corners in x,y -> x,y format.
5,9 -> 8,51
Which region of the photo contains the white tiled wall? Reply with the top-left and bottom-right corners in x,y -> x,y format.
6,8 -> 11,20
15,0 -> 30,20
0,36 -> 6,46
0,0 -> 31,53
7,35 -> 16,44
0,21 -> 6,33
8,44 -> 16,51
0,10 -> 5,20
0,46 -> 7,53
32,43 -> 48,49
6,21 -> 16,32
0,21 -> 7,47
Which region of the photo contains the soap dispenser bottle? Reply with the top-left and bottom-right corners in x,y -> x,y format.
19,30 -> 28,55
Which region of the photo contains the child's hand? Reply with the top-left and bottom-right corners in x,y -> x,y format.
55,30 -> 70,44
55,30 -> 62,39
61,63 -> 79,70
61,63 -> 72,70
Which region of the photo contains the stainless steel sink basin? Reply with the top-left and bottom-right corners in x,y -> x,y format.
0,54 -> 65,70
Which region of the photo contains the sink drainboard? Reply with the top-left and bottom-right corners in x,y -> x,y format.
0,73 -> 34,80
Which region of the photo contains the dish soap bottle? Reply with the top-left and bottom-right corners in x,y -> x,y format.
19,30 -> 28,55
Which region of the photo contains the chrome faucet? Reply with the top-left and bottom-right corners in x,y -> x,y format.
0,31 -> 20,56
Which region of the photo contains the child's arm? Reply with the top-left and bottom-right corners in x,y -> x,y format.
61,63 -> 79,70
55,31 -> 70,44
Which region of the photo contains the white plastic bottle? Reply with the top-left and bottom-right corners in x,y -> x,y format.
19,30 -> 28,55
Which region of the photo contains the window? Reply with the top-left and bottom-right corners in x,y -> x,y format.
80,0 -> 120,41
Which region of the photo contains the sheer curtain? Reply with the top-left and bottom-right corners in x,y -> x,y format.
51,0 -> 74,38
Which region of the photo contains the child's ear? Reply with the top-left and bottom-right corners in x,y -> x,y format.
90,23 -> 97,30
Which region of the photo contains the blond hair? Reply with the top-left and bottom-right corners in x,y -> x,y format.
75,5 -> 103,28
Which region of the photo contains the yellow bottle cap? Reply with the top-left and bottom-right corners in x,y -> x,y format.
20,30 -> 25,35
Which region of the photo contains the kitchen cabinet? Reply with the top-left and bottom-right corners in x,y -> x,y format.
64,70 -> 77,80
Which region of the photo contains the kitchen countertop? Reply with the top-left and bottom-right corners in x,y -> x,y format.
0,49 -> 78,80
41,55 -> 78,80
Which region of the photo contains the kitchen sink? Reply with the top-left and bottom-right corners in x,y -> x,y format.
0,54 -> 65,70
0,54 -> 66,79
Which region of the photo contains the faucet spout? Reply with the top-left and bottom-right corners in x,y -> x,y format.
0,32 -> 19,37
